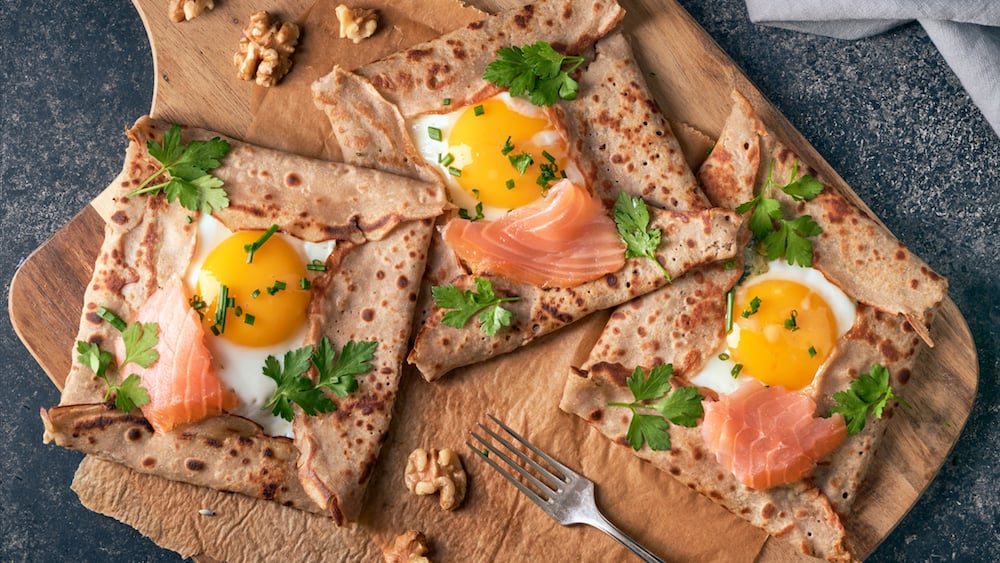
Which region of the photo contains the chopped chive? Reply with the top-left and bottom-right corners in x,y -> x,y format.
724,289 -> 735,333
458,202 -> 484,221
244,224 -> 280,264
210,325 -> 221,336
234,306 -> 243,317
438,153 -> 455,167
448,167 -> 462,177
542,150 -> 556,163
742,296 -> 761,318
427,127 -> 443,141
718,352 -> 730,361
505,179 -> 515,190
731,363 -> 743,378
300,277 -> 311,290
96,306 -> 127,332
307,259 -> 326,272
509,153 -> 533,174
442,98 -> 451,106
267,280 -> 287,296
214,284 -> 230,334
189,295 -> 207,319
808,346 -> 817,357
251,288 -> 261,299
536,162 -> 559,189
723,259 -> 737,270
784,310 -> 799,331
501,136 -> 514,155
185,215 -> 193,224
473,104 -> 485,116
244,314 -> 255,326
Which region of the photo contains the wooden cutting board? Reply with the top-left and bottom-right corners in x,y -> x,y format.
10,0 -> 977,560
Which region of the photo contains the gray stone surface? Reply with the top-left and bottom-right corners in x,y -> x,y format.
2,0 -> 996,561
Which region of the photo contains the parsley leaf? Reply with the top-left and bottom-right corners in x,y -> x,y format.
120,321 -> 160,369
74,316 -> 157,414
613,192 -> 670,280
653,385 -> 704,427
479,302 -> 514,338
736,159 -> 824,266
432,277 -> 520,336
263,346 -> 326,419
76,340 -> 113,380
483,41 -> 585,106
627,362 -> 674,401
829,364 -> 908,435
609,364 -> 704,451
129,124 -> 231,214
263,337 -> 375,421
114,374 -> 151,413
626,414 -> 672,451
314,338 -> 374,397
782,175 -> 824,201
263,348 -> 332,420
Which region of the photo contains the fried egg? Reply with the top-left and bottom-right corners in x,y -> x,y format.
409,92 -> 578,219
691,260 -> 856,396
185,214 -> 335,437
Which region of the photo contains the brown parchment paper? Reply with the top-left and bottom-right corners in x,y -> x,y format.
70,0 -> 770,560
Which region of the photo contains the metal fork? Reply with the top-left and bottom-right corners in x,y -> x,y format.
467,414 -> 664,563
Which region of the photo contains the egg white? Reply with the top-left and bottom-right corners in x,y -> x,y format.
185,213 -> 336,437
408,92 -> 580,219
690,260 -> 856,397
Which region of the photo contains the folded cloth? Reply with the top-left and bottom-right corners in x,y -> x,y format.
745,0 -> 1000,137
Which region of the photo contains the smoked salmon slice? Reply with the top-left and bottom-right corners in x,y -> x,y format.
127,276 -> 238,433
441,179 -> 626,288
701,381 -> 846,490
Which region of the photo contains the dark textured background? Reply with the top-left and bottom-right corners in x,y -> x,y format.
2,1 -> 997,561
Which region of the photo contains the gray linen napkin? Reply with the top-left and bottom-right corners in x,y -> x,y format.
745,0 -> 1000,137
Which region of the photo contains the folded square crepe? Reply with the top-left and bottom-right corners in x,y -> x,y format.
560,91 -> 948,561
42,116 -> 447,525
312,0 -> 743,381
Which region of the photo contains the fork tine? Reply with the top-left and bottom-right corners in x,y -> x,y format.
466,439 -> 549,509
475,422 -> 565,488
487,413 -> 576,478
468,430 -> 559,498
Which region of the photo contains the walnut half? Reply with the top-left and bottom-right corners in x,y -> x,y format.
234,11 -> 300,87
335,4 -> 379,43
383,530 -> 432,563
168,0 -> 215,23
404,448 -> 467,510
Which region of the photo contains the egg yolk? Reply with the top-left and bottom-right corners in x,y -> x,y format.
447,97 -> 568,209
730,278 -> 838,390
197,230 -> 309,348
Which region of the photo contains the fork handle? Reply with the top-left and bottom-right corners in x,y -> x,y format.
582,512 -> 665,563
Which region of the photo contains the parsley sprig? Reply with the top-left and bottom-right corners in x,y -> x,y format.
262,336 -> 376,421
735,160 -> 824,267
128,124 -> 231,214
829,363 -> 908,435
483,41 -> 585,106
613,192 -> 670,280
608,364 -> 704,451
432,277 -> 520,337
75,311 -> 157,413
